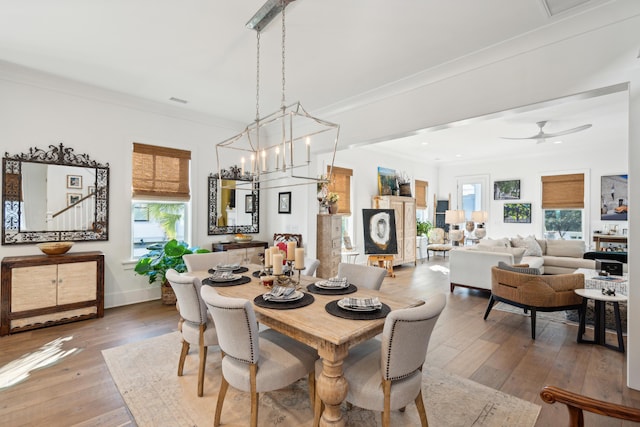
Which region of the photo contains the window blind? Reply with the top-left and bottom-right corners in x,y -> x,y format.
415,180 -> 428,209
132,143 -> 191,200
327,166 -> 353,215
541,173 -> 584,209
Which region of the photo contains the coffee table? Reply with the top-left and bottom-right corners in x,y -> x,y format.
575,288 -> 626,352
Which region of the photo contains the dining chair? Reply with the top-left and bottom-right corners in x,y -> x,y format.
313,293 -> 446,427
183,252 -> 229,272
302,257 -> 320,277
165,269 -> 218,397
200,286 -> 318,427
337,262 -> 386,290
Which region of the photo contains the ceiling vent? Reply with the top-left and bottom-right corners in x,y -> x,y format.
541,0 -> 592,17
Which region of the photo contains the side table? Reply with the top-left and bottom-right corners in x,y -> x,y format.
574,288 -> 626,352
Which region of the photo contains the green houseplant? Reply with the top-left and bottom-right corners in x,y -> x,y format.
134,239 -> 210,304
417,219 -> 433,237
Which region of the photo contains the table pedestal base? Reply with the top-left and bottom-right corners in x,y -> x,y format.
577,299 -> 625,352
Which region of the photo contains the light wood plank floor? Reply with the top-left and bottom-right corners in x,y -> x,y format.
0,258 -> 638,426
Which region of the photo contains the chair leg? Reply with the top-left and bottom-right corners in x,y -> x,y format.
197,328 -> 208,397
250,364 -> 259,427
382,379 -> 392,427
415,389 -> 429,427
530,308 -> 537,340
483,295 -> 496,320
214,375 -> 229,427
178,340 -> 189,376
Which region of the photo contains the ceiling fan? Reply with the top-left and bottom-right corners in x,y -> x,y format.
502,120 -> 592,143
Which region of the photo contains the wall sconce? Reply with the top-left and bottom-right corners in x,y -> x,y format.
445,209 -> 465,246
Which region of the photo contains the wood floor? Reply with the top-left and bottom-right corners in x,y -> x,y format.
0,258 -> 638,426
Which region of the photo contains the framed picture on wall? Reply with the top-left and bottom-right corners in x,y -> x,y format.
600,174 -> 628,220
494,179 -> 520,200
67,175 -> 82,189
278,192 -> 291,214
67,193 -> 82,206
503,203 -> 531,223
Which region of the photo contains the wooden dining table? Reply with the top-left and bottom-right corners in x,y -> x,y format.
191,265 -> 422,427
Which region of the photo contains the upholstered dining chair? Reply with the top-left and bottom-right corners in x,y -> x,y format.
313,293 -> 447,427
165,269 -> 218,397
183,252 -> 229,272
337,262 -> 387,290
200,286 -> 318,427
302,257 -> 320,277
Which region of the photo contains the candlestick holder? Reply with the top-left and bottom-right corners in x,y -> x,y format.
292,266 -> 304,286
274,272 -> 292,287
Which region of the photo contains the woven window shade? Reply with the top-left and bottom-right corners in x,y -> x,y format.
541,173 -> 584,209
132,143 -> 191,200
328,166 -> 353,215
415,180 -> 428,208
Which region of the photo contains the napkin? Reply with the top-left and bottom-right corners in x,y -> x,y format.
316,277 -> 349,288
215,263 -> 240,271
339,297 -> 382,310
263,285 -> 297,301
210,271 -> 236,280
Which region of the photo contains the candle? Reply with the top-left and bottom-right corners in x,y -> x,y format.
264,248 -> 272,267
272,254 -> 283,274
286,242 -> 296,261
241,157 -> 245,175
261,150 -> 266,171
305,137 -> 310,163
275,147 -> 280,170
250,153 -> 255,174
295,248 -> 305,269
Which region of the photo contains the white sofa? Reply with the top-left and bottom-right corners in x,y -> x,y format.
449,238 -> 597,292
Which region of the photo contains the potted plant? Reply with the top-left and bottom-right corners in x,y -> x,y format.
326,192 -> 340,214
134,239 -> 210,304
417,219 -> 433,237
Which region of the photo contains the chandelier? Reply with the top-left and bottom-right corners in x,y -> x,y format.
215,0 -> 339,191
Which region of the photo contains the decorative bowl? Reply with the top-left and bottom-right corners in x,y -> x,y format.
37,241 -> 74,255
233,235 -> 253,243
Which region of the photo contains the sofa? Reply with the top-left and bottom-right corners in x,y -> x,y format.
449,236 -> 597,292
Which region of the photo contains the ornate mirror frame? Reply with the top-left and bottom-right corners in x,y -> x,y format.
208,167 -> 259,235
3,143 -> 109,244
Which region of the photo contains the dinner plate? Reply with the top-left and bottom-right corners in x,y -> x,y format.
263,290 -> 304,302
315,281 -> 350,290
209,273 -> 242,282
209,267 -> 242,274
337,299 -> 380,312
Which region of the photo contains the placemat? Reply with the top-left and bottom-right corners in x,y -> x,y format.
252,270 -> 266,278
306,283 -> 357,295
208,266 -> 249,275
325,300 -> 390,320
253,293 -> 315,310
202,275 -> 252,287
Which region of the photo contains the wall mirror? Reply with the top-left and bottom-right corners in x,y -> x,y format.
3,143 -> 109,244
208,167 -> 259,235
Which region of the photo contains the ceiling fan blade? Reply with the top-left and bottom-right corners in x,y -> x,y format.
541,124 -> 592,138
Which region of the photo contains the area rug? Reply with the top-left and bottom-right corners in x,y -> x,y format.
494,301 -> 627,333
102,332 -> 540,427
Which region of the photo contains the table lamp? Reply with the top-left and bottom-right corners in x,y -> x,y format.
472,210 -> 488,239
445,209 -> 465,246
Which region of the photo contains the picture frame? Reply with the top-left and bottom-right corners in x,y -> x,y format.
88,185 -> 96,195
278,191 -> 291,214
133,205 -> 149,222
494,179 -> 520,200
503,203 -> 531,223
245,194 -> 254,213
67,193 -> 82,206
67,175 -> 82,189
377,167 -> 397,196
600,174 -> 628,221
362,208 -> 398,255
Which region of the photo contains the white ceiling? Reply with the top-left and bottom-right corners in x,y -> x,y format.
0,0 -> 632,163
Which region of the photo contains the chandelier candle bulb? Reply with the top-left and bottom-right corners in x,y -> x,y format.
272,254 -> 283,275
261,150 -> 266,171
275,147 -> 280,170
295,248 -> 305,269
287,241 -> 296,261
250,153 -> 255,174
306,137 -> 310,162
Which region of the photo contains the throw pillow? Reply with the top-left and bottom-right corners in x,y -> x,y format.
546,239 -> 585,258
497,261 -> 541,275
480,237 -> 510,248
511,235 -> 543,257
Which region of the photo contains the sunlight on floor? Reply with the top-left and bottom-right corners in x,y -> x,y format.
430,264 -> 450,275
0,336 -> 79,389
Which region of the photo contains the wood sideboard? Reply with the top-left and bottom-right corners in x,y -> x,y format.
1,251 -> 104,336
212,240 -> 268,265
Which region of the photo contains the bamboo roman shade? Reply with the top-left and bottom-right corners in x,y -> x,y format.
132,143 -> 191,200
415,180 -> 428,209
328,166 -> 353,215
541,173 -> 584,209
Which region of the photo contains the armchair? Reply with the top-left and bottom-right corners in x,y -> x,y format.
425,227 -> 452,259
484,264 -> 585,339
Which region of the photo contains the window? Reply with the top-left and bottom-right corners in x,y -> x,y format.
132,143 -> 191,257
541,173 -> 585,240
327,166 -> 353,215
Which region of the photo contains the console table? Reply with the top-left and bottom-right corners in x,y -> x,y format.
592,234 -> 627,251
212,240 -> 268,265
211,240 -> 268,252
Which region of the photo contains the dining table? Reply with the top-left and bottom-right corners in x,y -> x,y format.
190,264 -> 422,427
